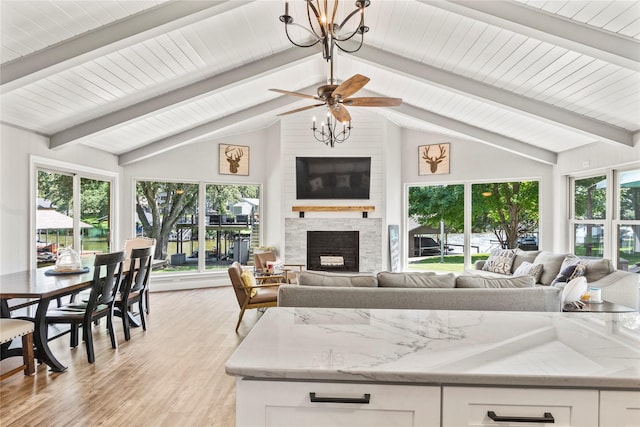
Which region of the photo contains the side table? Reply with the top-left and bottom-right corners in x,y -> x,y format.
563,300 -> 636,313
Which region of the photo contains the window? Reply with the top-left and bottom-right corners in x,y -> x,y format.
135,180 -> 260,273
570,168 -> 640,270
616,169 -> 640,270
35,163 -> 115,268
407,180 -> 539,272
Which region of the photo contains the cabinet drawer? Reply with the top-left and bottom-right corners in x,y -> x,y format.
236,379 -> 440,427
443,386 -> 599,426
600,391 -> 640,427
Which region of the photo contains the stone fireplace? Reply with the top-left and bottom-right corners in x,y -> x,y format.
307,231 -> 359,272
284,218 -> 383,272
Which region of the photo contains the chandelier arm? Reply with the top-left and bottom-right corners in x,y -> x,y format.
335,8 -> 363,36
284,23 -> 322,49
334,34 -> 364,53
306,1 -> 327,40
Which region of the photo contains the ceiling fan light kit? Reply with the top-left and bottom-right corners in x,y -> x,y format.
275,1 -> 402,147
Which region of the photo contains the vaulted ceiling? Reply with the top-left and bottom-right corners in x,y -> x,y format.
1,0 -> 639,166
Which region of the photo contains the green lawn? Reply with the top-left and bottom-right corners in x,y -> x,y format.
408,254 -> 490,273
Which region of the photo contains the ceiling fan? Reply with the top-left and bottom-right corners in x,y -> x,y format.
270,73 -> 402,123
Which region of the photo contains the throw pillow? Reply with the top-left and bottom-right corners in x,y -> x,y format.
482,249 -> 516,275
240,270 -> 257,297
455,275 -> 535,288
551,262 -> 586,287
511,249 -> 541,273
377,272 -> 455,288
512,261 -> 544,283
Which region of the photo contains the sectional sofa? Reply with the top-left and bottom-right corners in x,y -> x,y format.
277,250 -> 639,312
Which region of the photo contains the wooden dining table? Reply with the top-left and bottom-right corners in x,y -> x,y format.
0,266 -> 96,372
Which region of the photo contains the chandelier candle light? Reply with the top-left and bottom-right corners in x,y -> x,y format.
279,0 -> 370,62
312,111 -> 352,147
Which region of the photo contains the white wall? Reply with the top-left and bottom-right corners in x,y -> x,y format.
0,123 -> 120,274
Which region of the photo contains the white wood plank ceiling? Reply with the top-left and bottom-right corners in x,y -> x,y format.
1,0 -> 638,165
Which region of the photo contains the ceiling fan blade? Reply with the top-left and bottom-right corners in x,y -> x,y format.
344,97 -> 403,107
269,88 -> 318,100
332,74 -> 370,99
277,103 -> 325,116
330,104 -> 352,123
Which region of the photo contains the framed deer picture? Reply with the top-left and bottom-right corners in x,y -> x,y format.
219,144 -> 249,176
419,143 -> 450,175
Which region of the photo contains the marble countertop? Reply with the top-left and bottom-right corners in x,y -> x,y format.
226,308 -> 640,389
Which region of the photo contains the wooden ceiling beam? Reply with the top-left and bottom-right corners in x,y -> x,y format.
1,0 -> 252,91
50,48 -> 316,149
118,85 -> 320,166
424,0 -> 639,72
352,45 -> 634,147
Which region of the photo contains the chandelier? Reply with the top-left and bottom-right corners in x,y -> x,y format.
312,109 -> 352,147
279,0 -> 371,62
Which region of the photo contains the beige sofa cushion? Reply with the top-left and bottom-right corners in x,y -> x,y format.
297,270 -> 378,287
511,249 -> 541,273
456,275 -> 535,288
534,252 -> 578,286
582,258 -> 615,282
377,271 -> 455,288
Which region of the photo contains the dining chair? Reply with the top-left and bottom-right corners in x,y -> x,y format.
45,251 -> 125,364
114,246 -> 153,341
228,262 -> 281,332
123,236 -> 156,314
0,318 -> 35,379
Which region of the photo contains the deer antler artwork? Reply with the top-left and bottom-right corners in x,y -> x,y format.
220,144 -> 249,175
419,143 -> 450,175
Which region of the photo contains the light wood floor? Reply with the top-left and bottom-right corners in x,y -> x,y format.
0,286 -> 263,426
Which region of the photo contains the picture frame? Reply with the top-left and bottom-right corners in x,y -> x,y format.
219,144 -> 249,176
419,143 -> 450,175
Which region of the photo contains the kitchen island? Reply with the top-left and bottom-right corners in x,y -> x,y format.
226,308 -> 640,426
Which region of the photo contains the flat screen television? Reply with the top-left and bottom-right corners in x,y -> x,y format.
296,157 -> 371,200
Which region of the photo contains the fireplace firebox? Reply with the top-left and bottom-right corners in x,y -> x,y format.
307,231 -> 359,272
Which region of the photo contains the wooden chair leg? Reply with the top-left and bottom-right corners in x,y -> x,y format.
21,333 -> 35,376
138,300 -> 147,331
235,307 -> 247,332
84,322 -> 95,364
144,290 -> 150,314
121,307 -> 131,341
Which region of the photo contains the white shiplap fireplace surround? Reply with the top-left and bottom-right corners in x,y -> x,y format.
279,112 -> 394,273
284,218 -> 383,273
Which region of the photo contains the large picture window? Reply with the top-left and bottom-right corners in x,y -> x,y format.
407,180 -> 539,272
134,180 -> 260,273
36,166 -> 114,267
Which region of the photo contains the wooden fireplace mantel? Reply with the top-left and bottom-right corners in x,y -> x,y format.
292,205 -> 375,218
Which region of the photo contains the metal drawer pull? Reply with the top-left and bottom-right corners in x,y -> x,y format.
309,392 -> 371,404
488,411 -> 555,423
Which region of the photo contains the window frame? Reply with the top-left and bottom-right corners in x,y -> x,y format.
30,156 -> 118,269
132,178 -> 263,275
569,167 -> 640,268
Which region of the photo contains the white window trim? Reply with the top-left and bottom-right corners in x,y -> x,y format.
30,155 -> 118,269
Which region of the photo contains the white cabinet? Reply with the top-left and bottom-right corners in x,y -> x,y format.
600,391 -> 640,427
235,378 -> 440,427
442,386 -> 599,426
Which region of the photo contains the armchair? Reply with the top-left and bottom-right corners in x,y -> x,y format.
228,262 -> 281,332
